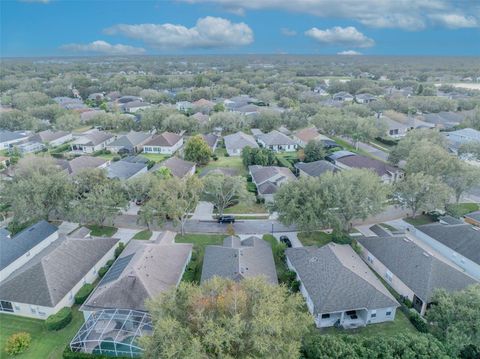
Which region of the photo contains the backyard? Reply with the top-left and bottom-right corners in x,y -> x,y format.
141,153 -> 170,163
0,307 -> 84,359
201,148 -> 247,176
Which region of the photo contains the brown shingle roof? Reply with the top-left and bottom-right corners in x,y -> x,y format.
144,132 -> 182,147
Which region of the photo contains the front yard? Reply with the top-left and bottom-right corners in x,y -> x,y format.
0,307 -> 84,359
297,231 -> 333,247
141,153 -> 170,163
202,148 -> 247,176
132,229 -> 152,240
446,202 -> 479,217
86,225 -> 117,237
404,215 -> 435,226
223,201 -> 268,214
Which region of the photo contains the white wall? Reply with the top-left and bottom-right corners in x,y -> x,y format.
143,138 -> 183,155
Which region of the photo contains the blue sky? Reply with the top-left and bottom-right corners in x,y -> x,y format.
1,0 -> 480,57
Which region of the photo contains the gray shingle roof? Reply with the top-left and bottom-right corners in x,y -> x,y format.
286,244 -> 398,314
0,236 -> 119,307
64,156 -> 107,175
82,232 -> 192,312
249,165 -> 296,195
258,130 -> 296,146
295,160 -> 338,177
357,236 -> 477,302
143,132 -> 182,147
417,223 -> 480,265
0,220 -> 58,271
107,131 -> 151,150
33,130 -> 70,143
0,130 -> 29,143
201,134 -> 219,149
157,156 -> 195,178
107,160 -> 147,180
224,131 -> 258,151
201,236 -> 278,284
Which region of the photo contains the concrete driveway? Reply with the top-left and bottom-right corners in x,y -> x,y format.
191,201 -> 214,220
58,221 -> 79,235
113,228 -> 141,244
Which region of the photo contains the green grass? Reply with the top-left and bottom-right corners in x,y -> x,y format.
202,148 -> 247,176
223,201 -> 268,214
331,136 -> 383,160
379,223 -> 398,232
132,230 -> 152,240
0,307 -> 84,359
141,153 -> 170,163
297,231 -> 333,247
175,234 -> 225,283
404,215 -> 435,226
86,225 -> 117,237
233,215 -> 270,220
94,153 -> 115,161
446,202 -> 479,217
262,234 -> 291,284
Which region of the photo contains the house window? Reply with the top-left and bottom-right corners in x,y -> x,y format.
321,313 -> 330,319
386,311 -> 392,316
371,310 -> 377,318
30,306 -> 37,314
0,301 -> 14,313
385,270 -> 393,282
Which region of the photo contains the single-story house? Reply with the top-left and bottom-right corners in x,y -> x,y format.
234,104 -> 260,116
327,151 -> 403,184
106,131 -> 152,154
201,236 -> 277,284
107,160 -> 148,180
357,235 -> 477,315
0,236 -> 119,318
176,101 -> 193,112
286,244 -> 399,329
379,115 -> 411,139
192,112 -> 209,126
54,97 -> 88,111
414,222 -> 480,281
71,129 -> 116,153
58,156 -> 108,176
443,128 -> 480,155
421,111 -> 466,129
154,156 -> 195,178
356,93 -> 377,104
143,132 -> 183,155
249,165 -> 296,202
120,100 -> 151,113
0,220 -> 58,281
202,134 -> 219,152
80,110 -> 106,123
295,160 -> 339,178
80,231 -> 192,317
10,141 -> 45,154
117,96 -> 143,104
332,92 -> 354,102
223,131 -> 259,156
0,130 -> 30,150
464,210 -> 480,227
293,127 -> 338,148
257,130 -> 297,152
31,130 -> 73,147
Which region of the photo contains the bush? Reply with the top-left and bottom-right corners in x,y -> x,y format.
98,266 -> 109,278
403,297 -> 413,308
114,243 -> 125,258
224,152 -> 230,157
74,283 -> 94,304
45,307 -> 72,331
112,155 -> 121,162
106,259 -> 114,267
247,182 -> 257,193
256,196 -> 265,204
408,310 -> 429,333
331,230 -> 352,245
374,137 -> 399,146
212,154 -> 218,161
5,332 -> 31,355
276,156 -> 293,170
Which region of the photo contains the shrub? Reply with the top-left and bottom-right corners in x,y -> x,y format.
212,154 -> 218,161
74,283 -> 94,304
114,243 -> 125,258
106,259 -> 114,267
408,310 -> 429,333
256,196 -> 265,204
331,230 -> 352,245
45,307 -> 72,331
98,266 -> 109,278
403,297 -> 413,308
225,152 -> 230,157
247,182 -> 257,193
5,332 -> 31,355
112,155 -> 121,162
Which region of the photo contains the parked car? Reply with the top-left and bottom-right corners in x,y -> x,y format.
280,235 -> 292,247
218,215 -> 235,223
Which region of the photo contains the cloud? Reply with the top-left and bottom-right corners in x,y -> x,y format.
337,50 -> 362,55
281,27 -> 297,36
104,16 -> 254,49
61,40 -> 146,55
429,14 -> 478,28
179,0 -> 479,30
305,26 -> 374,48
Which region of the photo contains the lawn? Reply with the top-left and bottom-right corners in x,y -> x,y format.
202,148 -> 247,176
132,230 -> 152,240
94,153 -> 116,161
86,225 -> 117,237
404,215 -> 435,226
446,202 -> 479,217
262,234 -> 291,284
223,201 -> 268,214
141,153 -> 170,163
297,231 -> 333,247
175,233 -> 225,283
0,307 -> 84,359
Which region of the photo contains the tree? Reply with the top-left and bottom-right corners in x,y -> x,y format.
141,277 -> 311,359
252,109 -> 282,132
445,162 -> 480,203
394,173 -> 452,217
274,169 -> 388,231
242,147 -> 277,167
405,143 -> 457,180
213,103 -> 225,112
203,174 -> 251,216
427,285 -> 480,358
184,135 -> 212,165
303,140 -> 326,162
55,113 -> 81,131
458,141 -> 480,161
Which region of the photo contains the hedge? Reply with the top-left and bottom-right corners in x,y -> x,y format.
45,307 -> 72,331
114,243 -> 125,258
98,266 -> 109,278
407,309 -> 429,333
74,284 -> 94,305
63,347 -> 132,359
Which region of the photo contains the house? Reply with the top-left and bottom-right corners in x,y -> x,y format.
120,100 -> 151,113
143,132 -> 183,155
201,236 -> 277,284
53,97 -> 88,110
414,222 -> 480,281
71,129 -> 115,153
250,128 -> 264,139
0,236 -> 119,318
332,91 -> 354,102
295,160 -> 339,178
116,96 -> 142,104
293,127 -> 338,148
421,111 -> 468,129
257,130 -> 297,152
378,114 -> 410,138
234,104 -> 260,116
80,232 -> 192,316
357,235 -> 477,315
193,99 -> 215,114
464,210 -> 480,227
80,109 -> 106,123
87,93 -> 104,101
223,131 -> 259,156
107,160 -> 148,180
0,130 -> 30,150
10,141 -> 45,154
31,130 -> 73,147
154,156 -> 195,178
58,156 -> 108,176
249,165 -> 296,202
286,244 -> 399,329
443,128 -> 480,155
356,93 -> 377,104
0,220 -> 58,281
202,134 -> 219,152
105,131 -> 152,154
224,95 -> 258,111
176,101 -> 193,112
327,151 -> 403,184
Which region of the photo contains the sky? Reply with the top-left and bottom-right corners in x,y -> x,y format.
1,0 -> 480,57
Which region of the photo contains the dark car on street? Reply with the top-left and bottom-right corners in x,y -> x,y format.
218,215 -> 235,223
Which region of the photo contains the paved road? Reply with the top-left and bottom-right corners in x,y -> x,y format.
340,137 -> 389,162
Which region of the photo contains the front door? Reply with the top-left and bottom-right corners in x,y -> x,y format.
413,295 -> 423,314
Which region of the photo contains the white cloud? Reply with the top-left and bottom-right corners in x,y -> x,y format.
337,50 -> 362,55
179,0 -> 479,30
104,16 -> 254,49
305,26 -> 374,48
429,14 -> 478,28
281,28 -> 297,36
61,40 -> 145,55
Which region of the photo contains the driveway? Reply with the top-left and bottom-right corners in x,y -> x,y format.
191,201 -> 214,220
58,221 -> 79,235
122,202 -> 141,215
113,228 -> 141,244
355,225 -> 378,237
